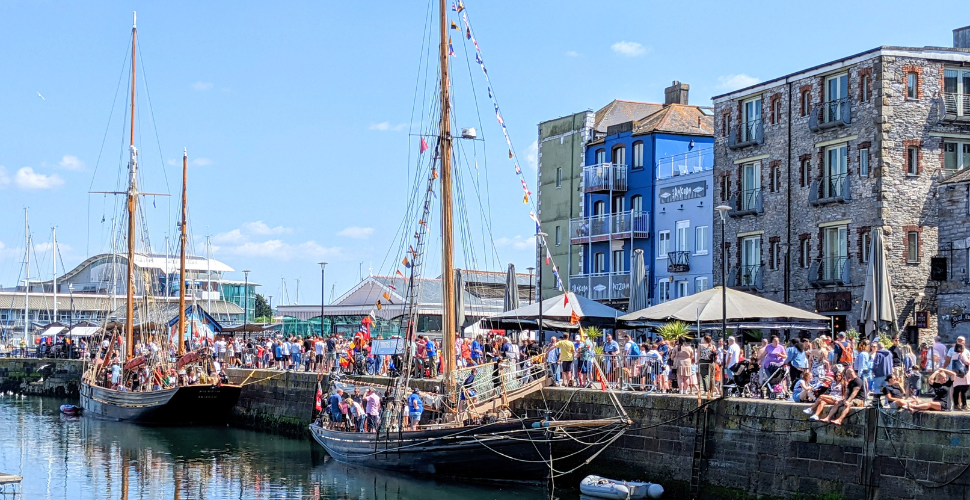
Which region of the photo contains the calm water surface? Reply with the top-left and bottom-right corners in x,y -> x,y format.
0,396 -> 578,500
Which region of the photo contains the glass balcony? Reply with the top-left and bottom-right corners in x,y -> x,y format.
728,118 -> 763,150
942,92 -> 970,120
569,211 -> 650,245
728,188 -> 763,217
583,163 -> 628,193
809,257 -> 850,287
809,173 -> 851,206
808,98 -> 851,131
568,271 -> 631,302
728,264 -> 764,291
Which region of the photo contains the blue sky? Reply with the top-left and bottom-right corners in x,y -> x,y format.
0,0 -> 963,305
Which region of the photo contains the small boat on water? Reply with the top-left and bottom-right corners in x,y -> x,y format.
59,404 -> 82,416
580,475 -> 664,499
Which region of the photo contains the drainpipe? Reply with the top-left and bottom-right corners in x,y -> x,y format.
786,81 -> 793,304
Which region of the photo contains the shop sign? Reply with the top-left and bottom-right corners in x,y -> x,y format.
815,292 -> 852,313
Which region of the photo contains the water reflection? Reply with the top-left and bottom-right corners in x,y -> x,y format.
0,397 -> 555,499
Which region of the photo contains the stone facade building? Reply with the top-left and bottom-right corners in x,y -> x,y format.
938,169 -> 970,342
712,43 -> 970,343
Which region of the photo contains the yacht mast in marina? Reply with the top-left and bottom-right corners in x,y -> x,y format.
23,209 -> 30,345
178,148 -> 188,355
123,11 -> 138,359
437,0 -> 455,379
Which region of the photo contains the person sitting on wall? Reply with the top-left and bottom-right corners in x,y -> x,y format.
820,368 -> 865,426
804,371 -> 845,421
903,369 -> 957,412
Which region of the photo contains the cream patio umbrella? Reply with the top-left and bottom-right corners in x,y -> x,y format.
862,227 -> 898,339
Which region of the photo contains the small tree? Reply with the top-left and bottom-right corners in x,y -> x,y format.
254,294 -> 273,321
582,326 -> 604,342
657,321 -> 691,342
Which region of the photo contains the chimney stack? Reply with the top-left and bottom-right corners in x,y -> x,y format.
664,81 -> 689,106
955,25 -> 970,49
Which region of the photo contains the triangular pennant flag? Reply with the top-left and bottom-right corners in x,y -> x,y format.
409,245 -> 417,257
451,21 -> 458,30
466,26 -> 471,40
570,310 -> 580,325
514,163 -> 522,174
376,300 -> 383,311
420,137 -> 429,154
564,294 -> 569,307
487,86 -> 492,98
523,193 -> 529,204
457,1 -> 464,12
432,168 -> 438,180
402,256 -> 411,268
451,2 -> 457,11
396,270 -> 406,278
509,149 -> 514,159
382,292 -> 391,302
449,38 -> 455,57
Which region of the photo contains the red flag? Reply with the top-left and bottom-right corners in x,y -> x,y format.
315,386 -> 323,412
564,294 -> 569,307
396,270 -> 405,278
570,310 -> 580,325
420,137 -> 429,154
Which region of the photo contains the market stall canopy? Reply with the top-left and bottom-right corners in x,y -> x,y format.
481,291 -> 624,330
620,286 -> 828,327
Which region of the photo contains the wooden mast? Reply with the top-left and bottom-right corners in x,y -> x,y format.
438,0 -> 455,379
178,148 -> 187,355
124,11 -> 138,359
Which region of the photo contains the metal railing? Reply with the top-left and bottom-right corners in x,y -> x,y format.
568,271 -> 631,301
809,173 -> 851,205
809,98 -> 851,131
728,119 -> 763,150
656,147 -> 714,179
943,92 -> 970,118
729,188 -> 763,216
667,251 -> 691,272
729,264 -> 764,290
583,162 -> 628,193
569,211 -> 649,244
809,256 -> 851,286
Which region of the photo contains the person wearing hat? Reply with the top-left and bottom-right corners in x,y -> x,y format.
407,387 -> 424,431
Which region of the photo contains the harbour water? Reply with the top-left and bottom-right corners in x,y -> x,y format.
0,396 -> 566,499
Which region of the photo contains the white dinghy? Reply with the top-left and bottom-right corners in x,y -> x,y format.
580,475 -> 664,499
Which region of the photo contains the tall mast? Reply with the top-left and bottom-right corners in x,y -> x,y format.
124,11 -> 138,359
438,0 -> 456,378
178,148 -> 188,355
52,227 -> 57,323
23,209 -> 30,345
206,235 -> 212,313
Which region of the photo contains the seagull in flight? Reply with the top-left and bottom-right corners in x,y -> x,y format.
36,92 -> 45,101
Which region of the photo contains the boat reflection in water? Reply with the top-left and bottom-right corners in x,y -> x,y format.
0,397 -> 553,499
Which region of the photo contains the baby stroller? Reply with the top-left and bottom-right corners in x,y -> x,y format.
725,360 -> 760,398
760,364 -> 791,400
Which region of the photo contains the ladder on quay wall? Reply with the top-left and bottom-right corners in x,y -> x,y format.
689,406 -> 709,500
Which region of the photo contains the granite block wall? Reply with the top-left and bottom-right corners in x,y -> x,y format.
0,358 -> 83,397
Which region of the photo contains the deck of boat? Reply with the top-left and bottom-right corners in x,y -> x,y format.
0,472 -> 22,493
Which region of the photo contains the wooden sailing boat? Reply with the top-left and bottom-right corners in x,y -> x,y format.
308,1 -> 630,480
79,13 -> 241,424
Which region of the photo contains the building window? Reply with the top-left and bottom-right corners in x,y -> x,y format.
695,226 -> 709,255
613,145 -> 626,167
740,161 -> 760,211
658,231 -> 670,259
772,98 -> 782,124
800,238 -> 811,268
944,142 -> 970,173
595,149 -> 606,164
861,232 -> 871,263
860,74 -> 871,102
769,240 -> 779,270
824,145 -> 848,198
631,195 -> 643,215
944,68 -> 970,117
555,226 -> 561,246
556,167 -> 562,188
906,231 -> 919,263
906,72 -> 918,100
741,97 -> 761,143
859,148 -> 869,177
720,175 -> 729,201
593,200 -> 606,216
632,141 -> 644,170
800,158 -> 811,187
675,221 -> 689,252
824,73 -> 848,122
658,280 -> 670,303
801,90 -> 811,117
612,250 -> 624,273
594,252 -> 606,273
722,114 -> 730,137
740,236 -> 761,287
769,163 -> 779,193
906,146 -> 919,176
822,226 -> 848,281
676,281 -> 689,298
695,276 -> 709,293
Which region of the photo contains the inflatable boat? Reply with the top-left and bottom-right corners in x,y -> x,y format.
59,404 -> 83,416
580,475 -> 664,499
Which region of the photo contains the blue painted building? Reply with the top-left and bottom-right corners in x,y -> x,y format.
568,82 -> 714,310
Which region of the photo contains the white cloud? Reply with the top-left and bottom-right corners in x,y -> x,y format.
14,167 -> 63,190
191,157 -> 213,167
242,221 -> 291,235
611,41 -> 649,57
369,122 -> 407,132
192,81 -> 214,91
494,235 -> 535,251
565,51 -> 581,57
218,239 -> 341,260
212,229 -> 245,244
525,140 -> 538,171
337,226 -> 374,239
0,167 -> 9,189
717,74 -> 760,91
57,155 -> 85,171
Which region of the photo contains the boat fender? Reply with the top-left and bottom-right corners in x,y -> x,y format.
646,483 -> 664,499
531,421 -> 550,428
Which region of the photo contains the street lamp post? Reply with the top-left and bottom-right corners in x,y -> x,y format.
319,262 -> 328,337
536,232 -> 548,341
715,205 -> 732,345
526,267 -> 535,305
243,270 -> 251,336
68,283 -> 74,359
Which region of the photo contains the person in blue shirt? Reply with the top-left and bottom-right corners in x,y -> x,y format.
470,336 -> 484,364
546,336 -> 561,386
328,388 -> 344,429
407,388 -> 424,431
787,339 -> 810,392
425,339 -> 438,377
603,334 -> 620,381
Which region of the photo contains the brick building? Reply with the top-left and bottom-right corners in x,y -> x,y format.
712,38 -> 970,343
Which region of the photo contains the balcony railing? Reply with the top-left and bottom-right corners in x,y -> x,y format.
728,264 -> 764,291
569,211 -> 650,244
569,271 -> 631,302
809,257 -> 851,287
808,98 -> 851,131
667,251 -> 690,273
809,173 -> 851,206
729,188 -> 763,217
583,162 -> 628,193
728,119 -> 763,150
942,93 -> 970,120
656,147 -> 714,179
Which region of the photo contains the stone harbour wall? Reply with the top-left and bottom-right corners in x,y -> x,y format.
226,368 -> 322,436
0,358 -> 83,397
514,388 -> 970,500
